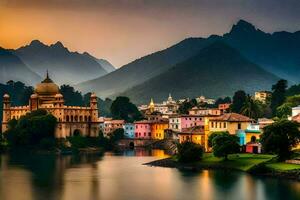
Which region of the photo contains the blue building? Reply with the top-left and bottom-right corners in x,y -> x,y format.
123,123 -> 135,138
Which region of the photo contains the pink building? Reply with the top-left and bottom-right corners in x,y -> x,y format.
134,120 -> 152,139
169,115 -> 205,132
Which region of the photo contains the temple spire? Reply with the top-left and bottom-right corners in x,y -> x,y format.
46,70 -> 49,79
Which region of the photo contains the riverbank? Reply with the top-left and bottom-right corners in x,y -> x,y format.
145,153 -> 300,181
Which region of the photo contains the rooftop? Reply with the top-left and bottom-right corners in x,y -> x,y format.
210,113 -> 252,122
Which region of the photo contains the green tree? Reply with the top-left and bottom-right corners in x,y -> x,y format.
208,131 -> 229,148
110,96 -> 142,123
230,90 -> 247,113
177,141 -> 204,163
260,120 -> 300,160
286,84 -> 300,97
276,103 -> 292,119
240,95 -> 262,119
271,79 -> 288,116
110,128 -> 125,143
178,99 -> 197,114
5,109 -> 57,149
212,134 -> 240,160
60,85 -> 84,106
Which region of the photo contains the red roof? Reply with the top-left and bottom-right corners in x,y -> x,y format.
210,113 -> 252,122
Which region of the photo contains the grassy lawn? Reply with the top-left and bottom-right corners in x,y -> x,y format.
198,153 -> 276,171
266,162 -> 300,171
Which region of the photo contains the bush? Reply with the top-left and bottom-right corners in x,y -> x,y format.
208,131 -> 229,148
68,135 -> 88,149
212,134 -> 240,160
177,141 -> 204,163
261,120 -> 300,160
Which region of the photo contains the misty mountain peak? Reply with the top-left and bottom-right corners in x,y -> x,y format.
229,19 -> 257,35
51,41 -> 65,49
29,40 -> 46,47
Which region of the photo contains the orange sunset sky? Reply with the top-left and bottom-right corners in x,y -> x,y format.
1,0 -> 300,67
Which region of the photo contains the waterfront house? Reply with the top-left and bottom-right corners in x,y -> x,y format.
209,113 -> 253,145
103,119 -> 125,137
134,120 -> 152,139
178,126 -> 206,147
246,142 -> 262,154
244,124 -> 261,145
123,123 -> 135,138
209,113 -> 252,134
151,119 -> 169,140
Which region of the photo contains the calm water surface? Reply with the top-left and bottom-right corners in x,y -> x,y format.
1,149 -> 300,200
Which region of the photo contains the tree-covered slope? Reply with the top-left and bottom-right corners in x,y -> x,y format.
120,42 -> 279,104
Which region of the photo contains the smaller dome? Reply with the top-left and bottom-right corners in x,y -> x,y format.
55,93 -> 63,98
3,94 -> 10,98
31,94 -> 38,98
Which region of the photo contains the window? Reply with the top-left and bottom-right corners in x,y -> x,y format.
238,123 -> 241,129
223,122 -> 226,128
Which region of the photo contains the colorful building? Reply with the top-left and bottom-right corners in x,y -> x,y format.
209,113 -> 253,145
123,123 -> 135,138
151,120 -> 169,140
169,115 -> 205,132
244,124 -> 261,144
103,119 -> 125,137
134,120 -> 152,139
189,108 -> 221,116
178,126 -> 206,147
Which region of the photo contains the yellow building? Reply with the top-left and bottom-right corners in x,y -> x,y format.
254,91 -> 272,104
209,113 -> 252,135
178,126 -> 206,147
151,120 -> 169,140
2,72 -> 100,138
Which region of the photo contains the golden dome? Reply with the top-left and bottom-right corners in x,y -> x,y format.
35,71 -> 59,96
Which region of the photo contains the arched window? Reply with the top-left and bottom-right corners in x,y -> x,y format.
71,115 -> 74,122
66,115 -> 70,122
88,116 -> 91,122
79,116 -> 83,122
75,115 -> 78,122
84,116 -> 88,122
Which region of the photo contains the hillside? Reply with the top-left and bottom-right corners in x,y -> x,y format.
120,42 -> 279,104
12,40 -> 110,85
77,19 -> 300,98
0,48 -> 41,86
76,37 -> 217,97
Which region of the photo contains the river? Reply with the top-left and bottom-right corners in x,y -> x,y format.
0,149 -> 300,200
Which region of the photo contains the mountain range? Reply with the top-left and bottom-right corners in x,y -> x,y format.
120,42 -> 279,104
0,40 -> 115,86
0,48 -> 41,86
77,20 -> 300,103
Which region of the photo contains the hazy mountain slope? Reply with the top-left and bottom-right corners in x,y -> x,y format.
95,58 -> 115,73
77,19 -> 300,98
223,20 -> 300,83
0,48 -> 41,86
12,40 -> 108,85
76,37 -> 218,97
120,42 -> 279,104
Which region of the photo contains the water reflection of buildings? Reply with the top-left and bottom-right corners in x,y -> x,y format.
0,154 -> 101,200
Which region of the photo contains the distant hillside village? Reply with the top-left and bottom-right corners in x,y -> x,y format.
1,75 -> 300,156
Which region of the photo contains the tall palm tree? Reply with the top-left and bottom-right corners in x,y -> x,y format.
240,95 -> 262,119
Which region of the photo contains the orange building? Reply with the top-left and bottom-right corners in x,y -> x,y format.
151,119 -> 169,140
178,126 -> 206,147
